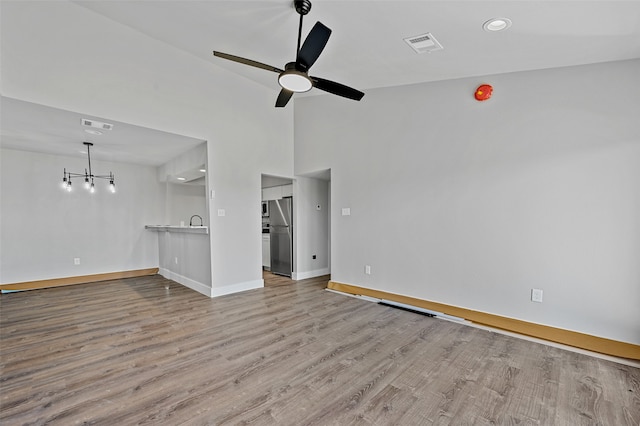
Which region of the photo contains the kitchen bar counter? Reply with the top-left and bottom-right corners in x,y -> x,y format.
145,225 -> 208,234
145,224 -> 212,296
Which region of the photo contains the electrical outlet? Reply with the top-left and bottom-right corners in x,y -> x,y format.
531,288 -> 543,303
73,257 -> 80,265
365,265 -> 371,275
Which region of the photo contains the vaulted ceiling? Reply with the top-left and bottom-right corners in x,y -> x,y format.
78,0 -> 640,91
2,1 -> 640,164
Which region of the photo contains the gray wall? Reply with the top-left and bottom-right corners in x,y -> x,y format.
294,59 -> 640,345
294,177 -> 330,279
0,148 -> 164,283
158,230 -> 211,295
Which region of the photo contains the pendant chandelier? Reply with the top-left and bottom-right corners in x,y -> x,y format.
61,142 -> 115,193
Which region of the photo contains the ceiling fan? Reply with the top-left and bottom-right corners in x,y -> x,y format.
213,0 -> 364,108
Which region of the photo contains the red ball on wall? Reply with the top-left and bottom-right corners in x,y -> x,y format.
474,84 -> 493,101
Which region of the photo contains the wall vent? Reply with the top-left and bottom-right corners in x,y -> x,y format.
403,33 -> 443,54
81,118 -> 113,131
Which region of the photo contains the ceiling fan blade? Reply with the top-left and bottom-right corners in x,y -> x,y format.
297,22 -> 331,70
213,51 -> 283,73
275,89 -> 294,108
311,77 -> 365,101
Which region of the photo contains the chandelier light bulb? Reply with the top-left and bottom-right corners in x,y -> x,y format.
109,181 -> 116,193
66,180 -> 72,192
90,181 -> 95,194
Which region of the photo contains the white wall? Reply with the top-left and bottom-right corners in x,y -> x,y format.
166,183 -> 207,226
294,59 -> 640,345
0,148 -> 164,283
1,2 -> 294,293
156,144 -> 207,184
293,177 -> 330,279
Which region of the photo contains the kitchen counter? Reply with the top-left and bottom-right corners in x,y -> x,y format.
145,225 -> 208,234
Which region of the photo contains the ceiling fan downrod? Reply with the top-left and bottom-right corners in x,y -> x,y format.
294,0 -> 312,55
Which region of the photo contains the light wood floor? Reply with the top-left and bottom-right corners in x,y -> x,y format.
263,270 -> 295,287
1,275 -> 638,425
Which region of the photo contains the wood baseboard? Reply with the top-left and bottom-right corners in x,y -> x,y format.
328,281 -> 640,361
0,268 -> 160,292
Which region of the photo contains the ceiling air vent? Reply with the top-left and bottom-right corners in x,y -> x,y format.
403,33 -> 443,54
81,118 -> 114,131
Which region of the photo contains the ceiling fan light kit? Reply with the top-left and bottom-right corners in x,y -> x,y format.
278,63 -> 313,92
213,0 -> 364,107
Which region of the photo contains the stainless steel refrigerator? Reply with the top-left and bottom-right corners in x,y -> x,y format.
269,197 -> 293,277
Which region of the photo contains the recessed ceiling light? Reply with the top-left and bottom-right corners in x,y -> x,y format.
177,177 -> 186,181
84,129 -> 103,136
483,18 -> 512,32
199,169 -> 206,173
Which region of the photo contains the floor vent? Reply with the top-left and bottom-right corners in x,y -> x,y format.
403,32 -> 443,54
379,301 -> 435,317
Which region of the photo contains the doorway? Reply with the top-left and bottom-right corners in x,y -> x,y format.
261,174 -> 294,279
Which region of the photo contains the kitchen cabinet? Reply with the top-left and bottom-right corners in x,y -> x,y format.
262,186 -> 281,201
262,184 -> 293,201
262,234 -> 271,270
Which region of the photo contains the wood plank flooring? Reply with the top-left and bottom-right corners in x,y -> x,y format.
1,274 -> 638,425
263,270 -> 295,287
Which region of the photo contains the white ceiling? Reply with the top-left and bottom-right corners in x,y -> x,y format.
2,1 -> 640,164
1,97 -> 205,166
76,0 -> 640,91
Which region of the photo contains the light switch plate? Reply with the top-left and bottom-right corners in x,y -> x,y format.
218,209 -> 226,217
342,208 -> 351,216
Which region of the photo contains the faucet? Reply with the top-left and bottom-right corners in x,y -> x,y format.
189,215 -> 203,227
